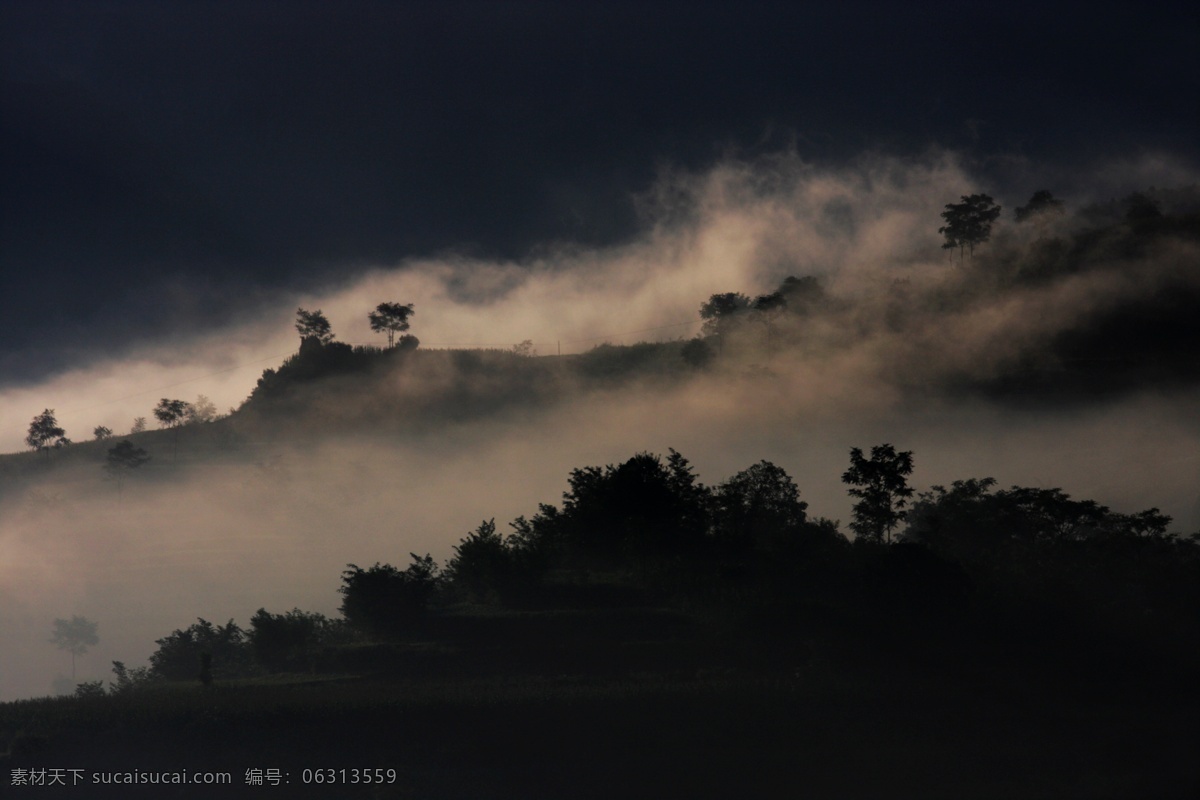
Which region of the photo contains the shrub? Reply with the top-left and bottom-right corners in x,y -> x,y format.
149,619 -> 253,680
339,555 -> 441,637
248,608 -> 333,672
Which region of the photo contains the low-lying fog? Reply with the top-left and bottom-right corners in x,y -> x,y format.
3,150 -> 1198,700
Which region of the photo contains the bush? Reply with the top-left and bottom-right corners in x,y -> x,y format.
445,520 -> 512,603
110,661 -> 158,694
73,681 -> 106,698
248,608 -> 334,672
339,555 -> 441,637
149,619 -> 253,680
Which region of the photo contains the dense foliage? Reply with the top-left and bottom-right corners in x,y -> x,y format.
149,619 -> 252,680
338,556 -> 441,637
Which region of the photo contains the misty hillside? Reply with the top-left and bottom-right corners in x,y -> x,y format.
4,183 -> 1200,701
3,189 -> 1200,800
3,189 -> 1199,475
233,191 -> 1200,426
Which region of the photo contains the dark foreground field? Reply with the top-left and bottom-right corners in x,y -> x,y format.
3,608 -> 1198,800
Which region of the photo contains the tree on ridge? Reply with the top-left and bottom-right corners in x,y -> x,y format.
939,194 -> 1001,261
295,308 -> 334,345
26,409 -> 67,454
842,444 -> 914,543
368,302 -> 415,348
154,399 -> 192,462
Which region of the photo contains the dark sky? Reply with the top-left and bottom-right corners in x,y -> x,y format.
2,0 -> 1197,384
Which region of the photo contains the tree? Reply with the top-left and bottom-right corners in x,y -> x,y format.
553,450 -> 711,565
93,426 -> 113,441
149,618 -> 251,680
446,519 -> 514,604
339,555 -> 441,637
186,394 -> 218,424
154,398 -> 191,428
130,417 -> 147,434
26,409 -> 66,453
295,307 -> 334,344
713,460 -> 809,553
110,660 -> 157,694
699,292 -> 753,338
939,194 -> 1001,261
105,440 -> 150,499
51,616 -> 99,682
248,608 -> 332,672
368,302 -> 415,348
842,444 -> 914,543
154,398 -> 192,462
1014,190 -> 1064,222
752,292 -> 787,353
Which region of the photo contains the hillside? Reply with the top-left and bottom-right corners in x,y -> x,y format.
5,190 -> 1200,474
2,191 -> 1199,798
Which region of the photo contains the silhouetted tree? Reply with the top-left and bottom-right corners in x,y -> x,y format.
248,608 -> 332,672
939,194 -> 1001,261
902,478 -> 1198,658
446,519 -> 515,604
104,440 -> 150,499
295,307 -> 334,344
552,450 -> 711,567
110,661 -> 157,694
26,409 -> 66,453
699,292 -> 753,339
73,681 -> 106,698
130,417 -> 147,434
339,555 -> 441,637
93,425 -> 113,441
50,616 -> 99,682
752,292 -> 787,352
153,398 -> 191,428
842,444 -> 914,543
154,398 -> 192,462
368,302 -> 415,348
149,619 -> 251,680
1014,190 -> 1064,222
713,460 -> 808,553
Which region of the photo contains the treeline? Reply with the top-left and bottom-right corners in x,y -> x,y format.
101,445 -> 1199,694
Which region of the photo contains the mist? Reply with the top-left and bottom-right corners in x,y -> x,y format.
3,150 -> 1199,701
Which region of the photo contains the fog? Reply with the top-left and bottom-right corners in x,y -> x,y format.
3,150 -> 1199,700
